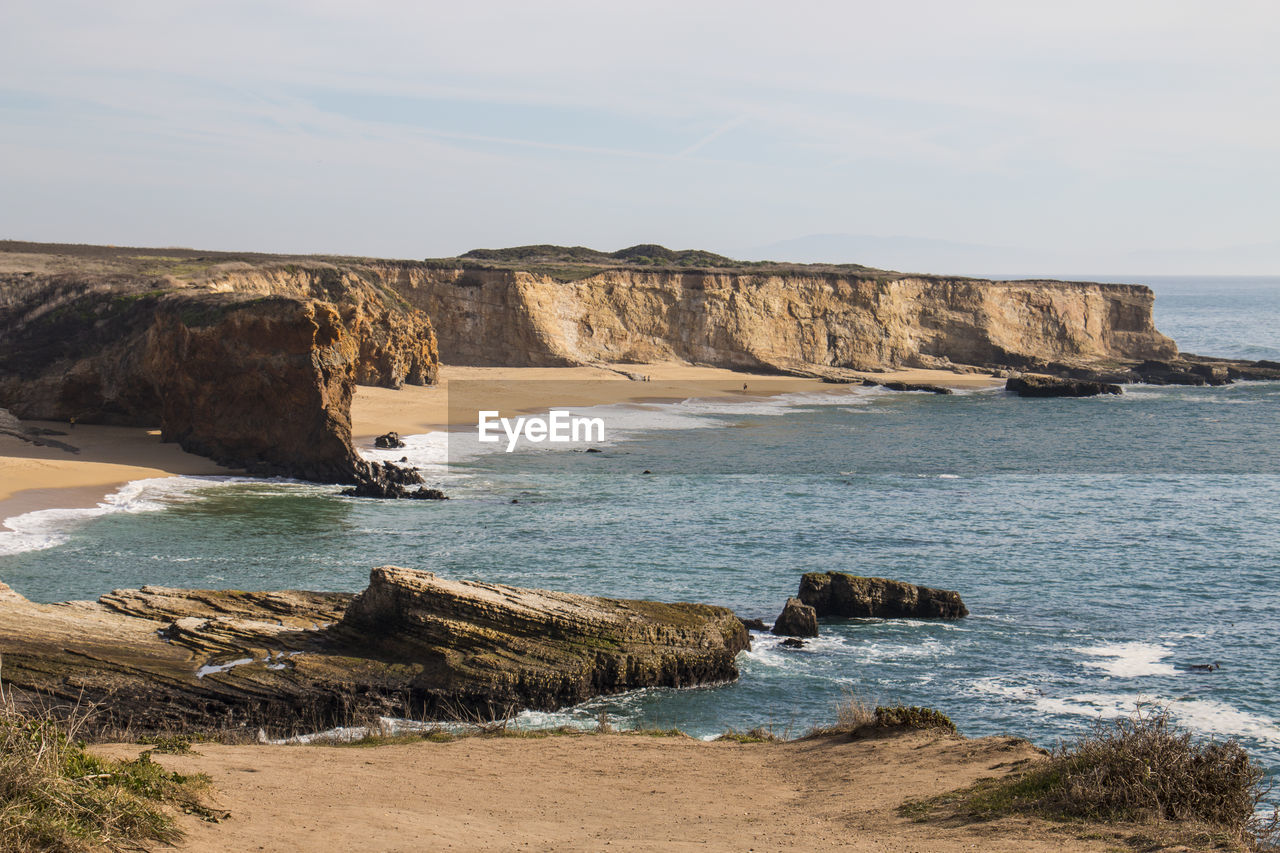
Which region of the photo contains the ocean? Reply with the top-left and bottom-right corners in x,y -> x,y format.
2,275 -> 1278,778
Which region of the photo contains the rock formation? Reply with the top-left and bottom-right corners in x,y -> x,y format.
0,250 -> 439,485
771,597 -> 819,638
798,572 -> 968,619
1006,375 -> 1123,398
0,566 -> 749,733
375,431 -> 406,449
387,265 -> 1179,374
343,566 -> 750,713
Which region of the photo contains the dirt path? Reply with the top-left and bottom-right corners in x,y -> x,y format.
117,732 -> 1107,852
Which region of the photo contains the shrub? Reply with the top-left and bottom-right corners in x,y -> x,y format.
809,692 -> 956,738
955,706 -> 1278,850
716,726 -> 782,744
873,704 -> 958,733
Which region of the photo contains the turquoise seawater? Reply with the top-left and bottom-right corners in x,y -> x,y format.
2,276 -> 1278,776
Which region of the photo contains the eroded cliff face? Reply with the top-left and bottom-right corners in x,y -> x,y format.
0,264 -> 439,481
386,267 -> 1177,371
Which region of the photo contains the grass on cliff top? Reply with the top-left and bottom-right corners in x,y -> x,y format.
905,706 -> 1279,852
0,687 -> 218,853
425,242 -> 901,282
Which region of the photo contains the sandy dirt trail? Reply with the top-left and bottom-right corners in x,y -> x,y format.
112,732 -> 1107,853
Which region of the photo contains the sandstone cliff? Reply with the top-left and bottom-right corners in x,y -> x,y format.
0,566 -> 750,732
0,248 -> 439,482
387,265 -> 1178,373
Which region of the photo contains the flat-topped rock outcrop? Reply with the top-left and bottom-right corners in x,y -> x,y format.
389,263 -> 1178,372
0,567 -> 749,734
798,572 -> 968,619
1007,375 -> 1123,398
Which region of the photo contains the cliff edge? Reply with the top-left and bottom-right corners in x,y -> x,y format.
0,245 -> 439,483
395,245 -> 1178,373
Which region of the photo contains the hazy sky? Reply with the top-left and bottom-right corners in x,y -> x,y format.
2,1 -> 1277,272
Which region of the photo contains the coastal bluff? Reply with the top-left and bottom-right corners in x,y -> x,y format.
0,567 -> 749,733
0,244 -> 439,484
392,249 -> 1178,373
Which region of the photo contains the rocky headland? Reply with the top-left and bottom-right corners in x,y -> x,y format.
0,567 -> 748,734
4,240 -> 1278,494
0,243 -> 439,490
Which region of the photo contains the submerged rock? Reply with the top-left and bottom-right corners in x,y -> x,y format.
1006,375 -> 1122,398
770,597 -> 818,638
0,566 -> 748,733
798,572 -> 968,619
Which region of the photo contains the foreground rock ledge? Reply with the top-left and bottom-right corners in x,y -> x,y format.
0,568 -> 748,733
798,572 -> 968,619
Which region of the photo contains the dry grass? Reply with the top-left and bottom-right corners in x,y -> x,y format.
0,674 -> 219,852
808,691 -> 957,739
923,706 -> 1279,851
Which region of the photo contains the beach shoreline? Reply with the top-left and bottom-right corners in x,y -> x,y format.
1,363 -> 1001,528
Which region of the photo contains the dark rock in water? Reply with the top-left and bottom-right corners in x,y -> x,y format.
780,637 -> 806,649
375,431 -> 406,449
799,572 -> 968,619
1185,662 -> 1221,672
1007,375 -> 1122,398
0,565 -> 749,733
771,597 -> 818,638
642,470 -> 652,474
340,461 -> 434,499
408,487 -> 448,500
1134,360 -> 1216,386
585,447 -> 603,453
880,381 -> 953,395
738,617 -> 768,632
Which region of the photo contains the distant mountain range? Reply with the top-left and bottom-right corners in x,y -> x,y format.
737,234 -> 1280,278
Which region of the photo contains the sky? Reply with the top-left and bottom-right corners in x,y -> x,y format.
1,1 -> 1278,275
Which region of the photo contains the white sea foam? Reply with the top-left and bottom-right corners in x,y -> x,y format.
1029,692 -> 1280,749
0,475 -> 262,557
195,657 -> 255,679
434,385 -> 887,460
358,430 -> 454,471
1073,641 -> 1179,677
967,676 -> 1045,701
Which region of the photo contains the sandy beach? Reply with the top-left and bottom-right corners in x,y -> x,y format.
95,731 -> 1107,853
1,363 -> 1000,525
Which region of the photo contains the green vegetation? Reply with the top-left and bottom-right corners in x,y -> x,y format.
426,243 -> 896,283
0,693 -> 217,853
716,726 -> 783,744
807,693 -> 958,738
908,706 -> 1278,852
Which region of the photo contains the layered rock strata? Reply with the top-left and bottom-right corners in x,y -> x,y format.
0,261 -> 438,484
0,566 -> 749,733
387,266 -> 1180,373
